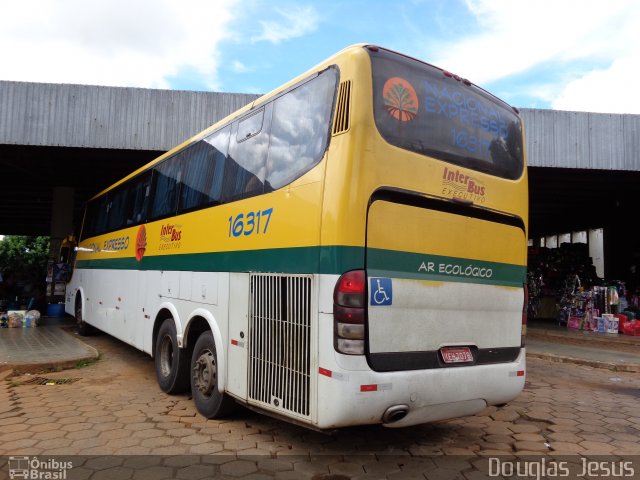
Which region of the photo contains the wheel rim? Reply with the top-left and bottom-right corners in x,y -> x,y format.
193,349 -> 216,397
159,335 -> 174,377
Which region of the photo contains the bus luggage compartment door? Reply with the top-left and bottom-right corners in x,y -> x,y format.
365,198 -> 526,372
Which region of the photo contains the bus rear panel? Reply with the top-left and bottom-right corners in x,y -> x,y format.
315,45 -> 527,428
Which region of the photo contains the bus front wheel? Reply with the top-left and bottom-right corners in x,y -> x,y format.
75,298 -> 92,336
190,330 -> 236,418
155,318 -> 190,394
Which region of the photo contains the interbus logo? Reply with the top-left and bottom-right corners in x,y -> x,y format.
382,77 -> 418,122
159,223 -> 182,251
442,166 -> 486,202
160,223 -> 182,241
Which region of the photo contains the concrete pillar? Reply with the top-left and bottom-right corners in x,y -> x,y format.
588,228 -> 605,279
602,190 -> 638,287
50,187 -> 75,243
48,187 -> 74,302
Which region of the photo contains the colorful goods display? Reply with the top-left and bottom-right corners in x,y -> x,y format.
0,309 -> 40,328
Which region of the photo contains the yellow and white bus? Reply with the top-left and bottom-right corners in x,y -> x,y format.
66,44 -> 527,429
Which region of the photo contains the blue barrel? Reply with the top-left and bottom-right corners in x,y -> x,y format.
47,303 -> 65,317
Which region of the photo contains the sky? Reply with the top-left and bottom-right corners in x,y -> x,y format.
1,0 -> 640,114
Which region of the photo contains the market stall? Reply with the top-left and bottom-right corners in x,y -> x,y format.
527,242 -> 640,336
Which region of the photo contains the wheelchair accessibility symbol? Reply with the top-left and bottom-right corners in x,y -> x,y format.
370,277 -> 392,306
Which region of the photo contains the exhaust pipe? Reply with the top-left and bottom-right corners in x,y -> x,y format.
382,404 -> 409,424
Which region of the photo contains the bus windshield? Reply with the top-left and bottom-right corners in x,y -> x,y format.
370,48 -> 524,180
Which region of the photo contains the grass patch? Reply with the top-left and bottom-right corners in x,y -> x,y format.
75,352 -> 101,369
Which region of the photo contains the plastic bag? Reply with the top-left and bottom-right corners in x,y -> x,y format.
8,312 -> 24,328
25,310 -> 41,327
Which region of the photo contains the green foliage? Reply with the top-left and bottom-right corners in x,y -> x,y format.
0,236 -> 50,278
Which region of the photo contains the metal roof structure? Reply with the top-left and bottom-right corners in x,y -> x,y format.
520,108 -> 640,171
0,81 -> 260,151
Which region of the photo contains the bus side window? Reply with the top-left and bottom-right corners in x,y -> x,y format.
83,195 -> 109,239
179,126 -> 229,212
106,187 -> 128,232
179,143 -> 208,212
266,68 -> 337,190
204,126 -> 230,204
125,172 -> 151,225
149,155 -> 182,220
223,105 -> 272,203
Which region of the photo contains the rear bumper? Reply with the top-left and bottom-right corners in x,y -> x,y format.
316,338 -> 526,429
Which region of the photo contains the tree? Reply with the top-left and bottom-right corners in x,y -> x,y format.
0,236 -> 50,282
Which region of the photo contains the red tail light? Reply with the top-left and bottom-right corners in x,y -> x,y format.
334,270 -> 365,306
334,270 -> 366,355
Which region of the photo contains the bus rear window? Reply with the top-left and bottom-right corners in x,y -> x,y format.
370,48 -> 524,180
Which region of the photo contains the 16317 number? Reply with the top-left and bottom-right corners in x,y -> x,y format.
228,208 -> 273,237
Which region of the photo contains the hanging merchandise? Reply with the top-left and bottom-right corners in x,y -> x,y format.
527,243 -> 600,324
608,286 -> 619,308
527,242 -> 640,337
565,288 -> 593,331
564,281 -> 640,335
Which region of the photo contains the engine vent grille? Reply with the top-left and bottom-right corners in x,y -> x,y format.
332,80 -> 351,135
248,273 -> 312,418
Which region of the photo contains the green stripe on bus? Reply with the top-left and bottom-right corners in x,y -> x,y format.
75,246 -> 525,286
367,248 -> 526,287
75,246 -> 364,275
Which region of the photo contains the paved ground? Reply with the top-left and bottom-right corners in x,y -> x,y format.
0,325 -> 98,372
526,337 -> 640,371
1,330 -> 640,479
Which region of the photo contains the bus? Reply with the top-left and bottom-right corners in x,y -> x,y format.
66,44 -> 527,429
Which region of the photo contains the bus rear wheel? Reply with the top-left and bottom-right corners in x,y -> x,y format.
190,330 -> 236,418
155,318 -> 190,394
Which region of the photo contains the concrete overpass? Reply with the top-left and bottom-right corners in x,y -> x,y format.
1,80 -> 640,279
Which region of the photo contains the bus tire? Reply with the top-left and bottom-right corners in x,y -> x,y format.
75,298 -> 92,336
190,330 -> 236,419
155,318 -> 190,394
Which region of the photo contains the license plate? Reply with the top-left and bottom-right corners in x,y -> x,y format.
440,346 -> 473,364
